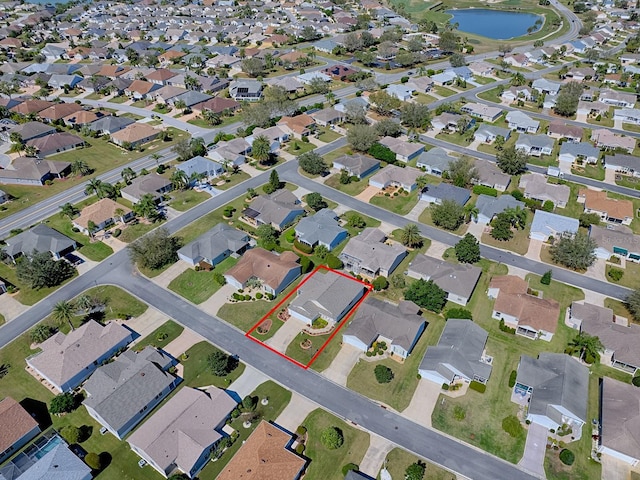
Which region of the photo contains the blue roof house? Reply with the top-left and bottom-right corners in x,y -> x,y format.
530,210 -> 579,241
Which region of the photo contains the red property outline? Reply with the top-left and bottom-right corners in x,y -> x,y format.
245,265 -> 373,369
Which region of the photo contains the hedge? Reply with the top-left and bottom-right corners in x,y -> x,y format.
502,415 -> 523,437
293,239 -> 313,254
508,370 -> 517,388
445,308 -> 472,320
326,254 -> 343,269
472,185 -> 498,197
499,319 -> 516,335
632,376 -> 640,387
469,381 -> 486,393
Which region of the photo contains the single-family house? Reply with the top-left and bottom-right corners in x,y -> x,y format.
473,124 -> 511,144
474,159 -> 511,191
287,269 -> 366,326
121,173 -> 172,204
3,224 -> 76,262
519,173 -> 570,208
386,84 -> 414,102
406,76 -> 434,93
297,71 -> 331,85
277,114 -> 316,139
192,97 -> 240,116
241,190 -> 305,231
339,228 -> 407,278
415,147 -> 453,177
369,165 -> 422,192
501,86 -> 534,103
26,320 -> 133,393
475,194 -> 525,224
570,302 -> 640,375
216,421 -> 307,480
469,61 -> 495,77
420,183 -> 471,206
125,79 -> 160,99
592,130 -> 636,153
0,157 -> 71,186
600,89 -> 636,108
224,246 -> 301,295
460,103 -> 503,122
516,134 -> 554,157
38,102 -> 83,123
229,80 -> 263,101
488,275 -> 561,341
27,132 -> 84,157
598,377 -> 640,466
532,78 -> 562,95
73,198 -> 134,235
430,112 -> 463,132
332,154 -> 380,180
1,121 -> 55,143
506,111 -> 539,133
343,297 -> 425,360
128,387 -> 236,479
310,107 -> 344,127
589,224 -> 640,261
529,210 -> 579,241
111,123 -> 159,148
513,353 -> 589,431
418,319 -> 492,385
0,397 -> 40,464
577,188 -> 634,225
176,156 -> 224,184
178,223 -> 251,268
614,108 -> 640,125
83,347 -> 179,439
14,441 -> 91,480
407,255 -> 481,306
558,142 -> 600,165
504,53 -> 529,68
378,137 -> 424,163
548,123 -> 583,142
604,154 -> 640,176
295,209 -> 348,251
88,115 -> 135,135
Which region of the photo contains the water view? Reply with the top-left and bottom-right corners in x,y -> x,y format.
446,9 -> 544,40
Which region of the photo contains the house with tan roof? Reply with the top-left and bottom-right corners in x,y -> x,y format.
276,114 -> 316,139
488,275 -> 561,341
548,122 -> 583,142
63,109 -> 104,127
378,137 -> 425,163
217,421 -> 306,480
121,173 -> 172,204
11,100 -> 56,116
125,79 -> 161,99
241,190 -> 305,231
128,386 -> 236,479
26,319 -> 133,393
369,164 -> 422,192
577,188 -> 634,225
598,377 -> 640,466
146,68 -> 178,86
0,157 -> 70,186
339,228 -> 407,278
0,397 -> 40,463
38,102 -> 83,122
111,123 -> 159,148
224,248 -> 301,296
519,173 -> 570,208
591,129 -> 636,153
73,198 -> 134,235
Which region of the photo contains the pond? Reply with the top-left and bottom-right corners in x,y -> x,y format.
446,9 -> 544,40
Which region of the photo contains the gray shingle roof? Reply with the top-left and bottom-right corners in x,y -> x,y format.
178,223 -> 249,265
530,210 -> 579,237
407,255 -> 481,301
416,147 -> 453,171
600,377 -> 640,460
4,224 -> 75,258
294,209 -> 346,247
17,442 -> 91,480
88,115 -> 134,133
420,183 -> 471,205
333,154 -> 379,177
559,142 -> 600,159
247,190 -> 304,227
475,194 -> 524,222
339,228 -> 406,275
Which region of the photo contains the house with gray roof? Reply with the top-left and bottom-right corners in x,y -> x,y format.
339,228 -> 407,278
530,210 -> 579,241
378,136 -> 424,163
604,154 -> 640,177
229,79 -> 263,101
121,173 -> 172,204
598,377 -> 640,466
516,133 -> 554,157
310,107 -> 344,127
178,223 -> 250,268
416,147 -> 453,177
242,190 -> 305,231
520,173 -> 570,208
475,194 -> 525,224
176,156 -> 224,184
532,78 -> 562,95
169,90 -> 212,108
506,111 -> 540,133
88,115 -> 135,135
0,121 -> 55,142
418,319 -> 492,385
287,269 -> 367,325
3,224 -> 76,262
420,183 -> 470,206
343,297 -> 425,359
14,441 -> 91,480
513,353 -> 589,432
558,142 -> 600,165
83,347 -> 180,439
407,255 -> 481,306
473,124 -> 511,144
570,302 -> 640,375
294,209 -> 347,251
0,157 -> 71,186
474,159 -> 511,191
369,165 -> 422,192
128,386 -> 236,479
332,154 -> 380,179
26,320 -> 133,393
589,224 -> 640,261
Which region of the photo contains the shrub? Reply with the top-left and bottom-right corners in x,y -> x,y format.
326,254 -> 343,269
442,383 -> 449,391
342,463 -> 359,475
223,205 -> 236,217
60,425 -> 81,444
472,185 -> 498,197
508,370 -> 517,388
499,319 -> 516,334
559,449 -> 575,466
502,415 -> 524,437
444,308 -> 472,320
542,200 -> 554,212
213,272 -> 226,285
608,268 -> 624,281
299,255 -> 314,273
541,270 -> 552,285
49,393 -> 77,414
632,376 -> 640,387
453,405 -> 466,421
469,381 -> 486,393
368,143 -> 396,163
112,228 -> 121,237
256,292 -> 263,299
30,324 -> 56,343
510,190 -> 524,201
295,443 -> 305,454
320,426 -> 344,449
372,276 -> 388,291
374,364 -> 394,383
85,452 -> 102,470
296,425 -> 307,436
284,229 -> 296,243
293,239 -> 313,254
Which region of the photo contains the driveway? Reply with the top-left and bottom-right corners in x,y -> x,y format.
0,294 -> 28,323
323,343 -> 362,386
518,423 -> 548,478
275,392 -> 318,432
402,379 -> 442,428
265,317 -> 305,353
355,185 -> 380,203
359,435 -> 395,477
125,307 -> 170,345
525,239 -> 544,261
163,328 -> 204,357
604,168 -> 617,185
405,200 -> 427,222
425,240 -> 451,260
226,365 -> 270,401
586,258 -> 607,282
197,283 -> 236,316
602,454 -> 633,480
151,261 -> 190,289
466,221 -> 486,240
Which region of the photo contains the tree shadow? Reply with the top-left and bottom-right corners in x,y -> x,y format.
99,452 -> 112,469
19,398 -> 52,429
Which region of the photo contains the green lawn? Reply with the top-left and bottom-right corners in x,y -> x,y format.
316,127 -> 341,143
369,188 -> 420,215
477,87 -> 503,104
418,207 -> 468,236
435,131 -> 473,147
196,380 -> 292,479
108,95 -> 128,104
340,210 -> 381,237
434,86 -> 456,97
302,408 -> 370,480
168,257 -> 237,304
286,140 -> 316,155
118,220 -> 164,244
284,329 -> 343,371
133,320 -> 184,351
168,189 -> 210,212
212,171 -> 252,191
186,117 -> 211,128
603,297 -> 632,319
415,93 -> 438,105
606,262 -> 640,290
181,341 -> 246,388
0,261 -> 79,306
380,448 -> 456,480
325,172 -> 372,196
347,309 -> 446,411
480,220 -> 531,255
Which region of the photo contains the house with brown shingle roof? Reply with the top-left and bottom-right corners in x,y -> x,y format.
98,65 -> 130,79
0,397 -> 40,463
120,173 -> 171,203
38,102 -> 83,122
487,275 -> 560,341
191,97 -> 239,115
73,198 -> 134,235
0,157 -> 70,186
146,68 -> 178,86
27,132 -> 84,157
224,248 -> 301,296
577,188 -> 634,225
10,99 -> 55,115
26,319 -> 133,393
110,123 -> 159,148
63,109 -> 104,127
217,421 -> 307,480
124,79 -> 160,99
276,114 -> 315,139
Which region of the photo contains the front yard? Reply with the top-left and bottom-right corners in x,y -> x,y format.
480,219 -> 532,255
168,189 -> 210,212
181,340 -> 246,389
168,257 -> 238,304
369,187 -> 420,215
325,172 -> 373,196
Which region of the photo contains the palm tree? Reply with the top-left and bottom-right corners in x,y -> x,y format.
134,194 -> 158,221
59,202 -> 78,219
510,72 -> 526,87
464,203 -> 479,223
202,109 -> 222,126
71,159 -> 91,176
251,135 -> 271,164
170,169 -> 189,190
567,333 -> 603,363
325,91 -> 336,105
24,144 -> 37,157
114,208 -> 126,223
401,223 -> 422,248
84,178 -> 103,197
75,295 -> 93,314
52,300 -> 76,331
416,175 -> 429,192
121,167 -> 136,184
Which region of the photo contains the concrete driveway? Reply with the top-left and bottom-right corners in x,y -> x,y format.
402,379 -> 442,428
197,283 -> 237,316
226,365 -> 270,401
525,239 -> 544,261
163,328 -> 204,358
601,454 -> 633,480
265,317 -> 304,353
323,343 -> 362,385
355,186 -> 381,203
275,392 -> 318,432
152,261 -> 190,289
518,423 -> 548,478
359,435 -> 394,477
0,294 -> 28,323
